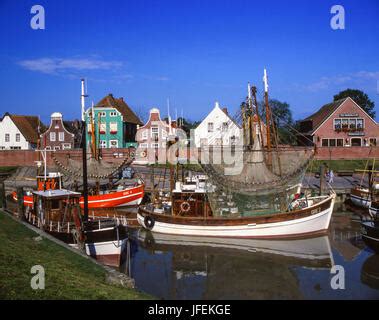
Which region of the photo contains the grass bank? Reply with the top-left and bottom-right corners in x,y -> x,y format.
0,211 -> 152,300
307,159 -> 378,174
0,166 -> 18,174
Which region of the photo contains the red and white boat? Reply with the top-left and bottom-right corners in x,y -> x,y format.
79,184 -> 144,209
13,183 -> 144,209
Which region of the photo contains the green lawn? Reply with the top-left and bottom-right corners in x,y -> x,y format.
0,166 -> 18,174
307,159 -> 379,174
0,211 -> 152,300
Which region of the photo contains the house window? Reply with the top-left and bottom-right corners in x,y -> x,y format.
334,119 -> 341,130
139,143 -> 148,148
151,127 -> 159,140
222,122 -> 228,131
349,119 -> 356,130
98,112 -> 106,117
370,138 -> 377,146
62,143 -> 71,150
341,119 -> 348,130
54,146 -> 60,151
45,146 -> 51,150
321,139 -> 328,147
200,138 -> 208,146
162,130 -> 167,139
50,132 -> 56,141
337,139 -> 344,147
59,132 -> 64,141
357,119 -> 364,130
99,140 -> 107,148
142,130 -> 148,139
5,134 -> 9,142
110,111 -> 117,117
15,133 -> 20,142
208,122 -> 214,132
100,123 -> 106,134
110,122 -> 117,134
351,138 -> 361,146
151,143 -> 159,149
87,123 -> 93,133
109,140 -> 118,148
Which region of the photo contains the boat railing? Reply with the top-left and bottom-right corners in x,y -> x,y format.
25,211 -> 77,233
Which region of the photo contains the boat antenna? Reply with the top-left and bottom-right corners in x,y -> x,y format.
167,98 -> 172,135
81,78 -> 89,222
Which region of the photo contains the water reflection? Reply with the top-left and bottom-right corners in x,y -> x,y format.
123,214 -> 379,299
361,255 -> 379,290
127,230 -> 335,299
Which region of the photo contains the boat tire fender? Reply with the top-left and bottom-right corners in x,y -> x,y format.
144,216 -> 155,230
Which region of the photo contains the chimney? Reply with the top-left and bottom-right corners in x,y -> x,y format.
222,107 -> 228,115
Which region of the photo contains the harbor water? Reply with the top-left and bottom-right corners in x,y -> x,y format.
121,209 -> 379,299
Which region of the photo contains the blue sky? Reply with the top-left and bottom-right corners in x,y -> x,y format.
0,0 -> 378,123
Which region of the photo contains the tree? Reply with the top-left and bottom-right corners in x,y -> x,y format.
256,99 -> 295,144
333,89 -> 375,119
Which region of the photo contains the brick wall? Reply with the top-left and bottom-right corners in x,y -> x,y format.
315,146 -> 379,160
0,148 -> 134,167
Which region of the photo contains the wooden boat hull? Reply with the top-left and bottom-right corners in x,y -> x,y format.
137,194 -> 336,239
79,184 -> 144,209
350,187 -> 371,208
85,225 -> 128,267
361,221 -> 379,253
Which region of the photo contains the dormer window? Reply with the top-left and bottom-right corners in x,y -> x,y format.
208,122 -> 214,132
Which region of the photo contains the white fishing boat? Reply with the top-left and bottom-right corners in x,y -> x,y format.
138,70 -> 336,239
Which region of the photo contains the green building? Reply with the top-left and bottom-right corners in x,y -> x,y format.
85,94 -> 143,149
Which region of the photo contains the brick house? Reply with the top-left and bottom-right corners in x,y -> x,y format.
135,108 -> 177,163
40,112 -> 76,150
85,94 -> 143,149
0,113 -> 42,150
298,97 -> 379,159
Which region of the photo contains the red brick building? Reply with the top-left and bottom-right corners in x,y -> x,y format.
40,112 -> 75,150
135,108 -> 177,163
298,97 -> 379,159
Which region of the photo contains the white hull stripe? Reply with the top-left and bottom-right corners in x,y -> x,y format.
80,191 -> 143,204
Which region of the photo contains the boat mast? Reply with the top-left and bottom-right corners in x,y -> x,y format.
251,86 -> 264,147
263,69 -> 271,151
81,78 -> 89,222
247,83 -> 254,147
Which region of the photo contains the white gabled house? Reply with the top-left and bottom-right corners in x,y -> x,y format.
194,102 -> 242,147
0,113 -> 41,150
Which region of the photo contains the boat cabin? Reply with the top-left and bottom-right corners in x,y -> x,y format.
32,189 -> 81,224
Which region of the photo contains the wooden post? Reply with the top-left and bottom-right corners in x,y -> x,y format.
320,163 -> 326,196
0,181 -> 6,209
16,187 -> 24,219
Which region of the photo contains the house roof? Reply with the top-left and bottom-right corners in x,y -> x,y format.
95,94 -> 143,125
301,98 -> 347,133
5,113 -> 43,144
